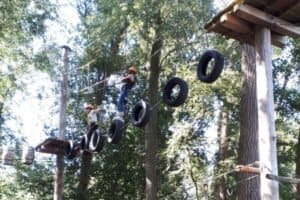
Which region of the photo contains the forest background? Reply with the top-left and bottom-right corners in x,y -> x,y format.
0,0 -> 299,199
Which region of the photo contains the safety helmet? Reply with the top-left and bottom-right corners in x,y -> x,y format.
84,103 -> 94,109
128,66 -> 137,74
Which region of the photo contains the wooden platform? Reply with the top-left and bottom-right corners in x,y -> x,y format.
205,0 -> 300,48
35,137 -> 69,155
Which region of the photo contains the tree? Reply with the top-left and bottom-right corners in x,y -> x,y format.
237,44 -> 260,199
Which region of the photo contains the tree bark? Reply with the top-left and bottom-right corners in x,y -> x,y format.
54,46 -> 71,200
76,23 -> 128,199
237,44 -> 260,199
145,11 -> 162,200
216,109 -> 229,200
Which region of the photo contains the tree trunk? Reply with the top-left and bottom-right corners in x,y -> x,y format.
145,11 -> 162,200
76,23 -> 128,199
77,152 -> 93,200
295,129 -> 300,196
216,109 -> 229,200
237,44 -> 260,199
54,46 -> 71,200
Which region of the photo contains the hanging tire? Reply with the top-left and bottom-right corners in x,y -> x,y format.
80,135 -> 89,151
162,77 -> 188,107
89,129 -> 105,153
107,118 -> 124,144
131,100 -> 151,128
197,50 -> 224,83
65,140 -> 77,159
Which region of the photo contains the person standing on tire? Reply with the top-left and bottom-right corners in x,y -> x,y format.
84,103 -> 102,140
117,66 -> 137,117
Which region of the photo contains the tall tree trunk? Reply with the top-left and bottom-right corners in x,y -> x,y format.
295,129 -> 300,197
54,46 -> 71,200
76,23 -> 128,199
237,44 -> 260,199
145,11 -> 162,200
216,108 -> 229,200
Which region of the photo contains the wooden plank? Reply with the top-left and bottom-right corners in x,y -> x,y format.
244,0 -> 270,9
233,4 -> 300,38
204,1 -> 240,32
208,23 -> 254,45
220,13 -> 253,34
264,0 -> 297,17
207,22 -> 286,48
236,165 -> 260,174
255,26 -> 279,200
271,33 -> 288,48
266,174 -> 300,184
36,138 -> 69,155
280,2 -> 300,24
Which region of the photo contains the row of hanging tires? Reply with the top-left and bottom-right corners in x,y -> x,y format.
0,50 -> 224,163
65,49 -> 224,159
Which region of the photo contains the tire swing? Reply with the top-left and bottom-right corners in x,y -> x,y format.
162,77 -> 189,107
131,100 -> 151,128
107,118 -> 124,144
89,129 -> 105,153
65,140 -> 77,159
80,135 -> 89,151
197,50 -> 224,83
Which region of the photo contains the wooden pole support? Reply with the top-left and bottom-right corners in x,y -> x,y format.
220,13 -> 252,34
266,174 -> 300,184
233,4 -> 300,38
236,165 -> 260,174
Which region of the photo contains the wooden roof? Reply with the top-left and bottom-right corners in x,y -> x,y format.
205,0 -> 300,48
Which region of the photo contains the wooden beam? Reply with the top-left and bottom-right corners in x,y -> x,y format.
211,25 -> 254,45
255,26 -> 279,200
266,174 -> 300,184
220,13 -> 253,34
271,33 -> 288,48
233,4 -> 300,38
236,165 -> 260,174
280,2 -> 300,24
207,22 -> 286,48
36,138 -> 69,155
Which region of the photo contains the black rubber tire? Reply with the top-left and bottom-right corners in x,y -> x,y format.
65,140 -> 76,159
197,50 -> 224,83
162,77 -> 189,107
89,130 -> 105,153
107,118 -> 124,144
80,135 -> 89,151
131,100 -> 151,128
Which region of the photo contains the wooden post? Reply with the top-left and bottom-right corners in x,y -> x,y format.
255,26 -> 279,200
54,45 -> 71,200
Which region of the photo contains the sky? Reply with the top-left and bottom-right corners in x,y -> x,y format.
3,1 -> 80,147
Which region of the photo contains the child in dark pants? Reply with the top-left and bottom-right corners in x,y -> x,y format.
117,66 -> 137,117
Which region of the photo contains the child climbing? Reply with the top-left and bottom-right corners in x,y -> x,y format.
117,66 -> 137,117
84,103 -> 102,139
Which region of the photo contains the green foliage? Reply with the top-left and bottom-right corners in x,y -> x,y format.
1,0 -> 299,199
